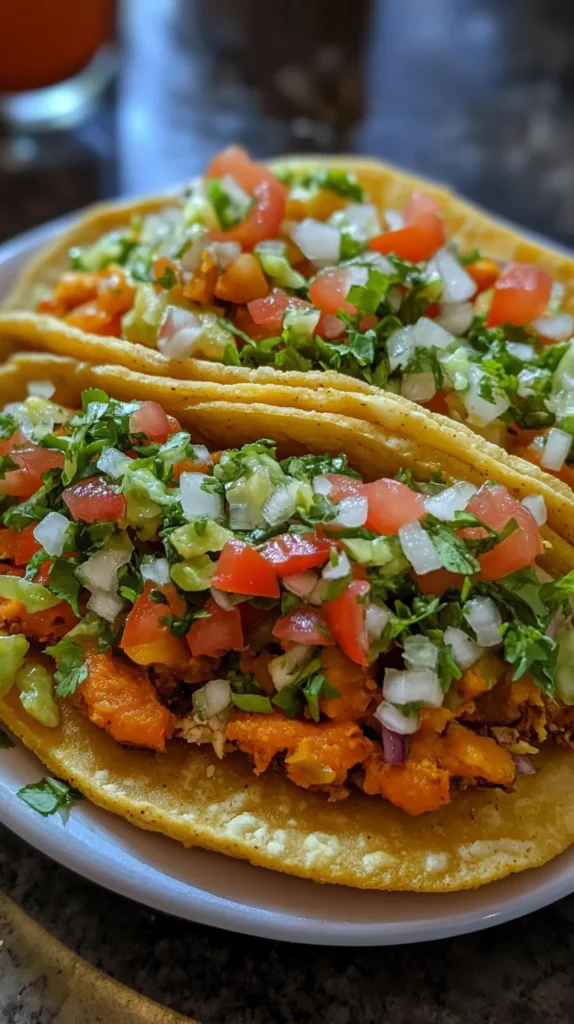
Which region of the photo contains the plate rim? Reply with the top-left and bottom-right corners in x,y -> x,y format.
0,212 -> 573,946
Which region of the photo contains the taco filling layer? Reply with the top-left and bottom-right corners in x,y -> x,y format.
1,384 -> 574,815
31,145 -> 574,489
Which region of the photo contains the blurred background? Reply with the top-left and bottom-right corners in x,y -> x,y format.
1,0 -> 574,247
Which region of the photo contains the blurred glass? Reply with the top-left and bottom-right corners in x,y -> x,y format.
0,0 -> 116,131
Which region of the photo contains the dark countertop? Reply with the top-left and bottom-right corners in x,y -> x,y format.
2,1 -> 574,1020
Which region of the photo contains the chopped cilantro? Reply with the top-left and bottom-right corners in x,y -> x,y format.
45,637 -> 88,698
17,776 -> 81,817
302,673 -> 340,721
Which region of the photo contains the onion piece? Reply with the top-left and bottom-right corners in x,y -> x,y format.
157,307 -> 205,360
381,725 -> 407,764
444,626 -> 484,669
521,494 -> 547,527
87,588 -> 124,623
398,520 -> 442,575
401,372 -> 436,402
365,603 -> 390,642
262,484 -> 296,528
77,543 -> 132,593
96,447 -> 132,480
269,644 -> 314,691
387,326 -> 415,371
531,313 -> 574,341
26,380 -> 56,399
209,586 -> 245,610
436,301 -> 475,336
514,755 -> 536,777
383,667 -> 443,707
403,635 -> 438,672
322,550 -> 351,581
33,511 -> 70,557
228,501 -> 259,531
192,444 -> 213,466
141,556 -> 171,586
207,240 -> 242,269
290,218 -> 341,268
180,226 -> 208,272
506,341 -> 535,362
332,495 -> 368,528
193,678 -> 231,720
412,317 -> 454,351
312,475 -> 333,496
320,314 -> 346,340
424,481 -> 477,521
464,597 -> 502,647
464,364 -> 509,427
429,247 -> 476,303
384,208 -> 404,231
541,428 -> 571,471
283,571 -> 319,600
180,472 -> 223,521
374,700 -> 421,735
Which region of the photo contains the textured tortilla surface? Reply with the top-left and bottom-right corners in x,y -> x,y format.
1,354 -> 574,889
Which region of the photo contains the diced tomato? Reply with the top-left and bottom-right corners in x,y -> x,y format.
261,532 -> 331,576
172,456 -> 212,479
211,538 -> 280,598
13,522 -> 42,565
186,598 -> 244,658
308,266 -> 367,316
214,253 -> 269,304
512,437 -> 574,489
368,215 -> 445,263
62,476 -> 126,524
206,147 -> 287,250
129,401 -> 172,443
0,443 -> 64,498
0,527 -> 18,561
272,606 -> 335,647
247,287 -> 309,334
403,192 -> 440,223
423,391 -> 450,416
121,581 -> 188,666
324,473 -> 364,502
464,484 -> 543,580
487,263 -> 552,328
0,428 -> 25,457
414,568 -> 464,596
362,478 -> 426,535
206,145 -> 278,193
465,257 -> 500,294
323,579 -> 370,666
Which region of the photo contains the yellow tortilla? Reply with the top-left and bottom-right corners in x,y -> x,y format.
1,352 -> 574,891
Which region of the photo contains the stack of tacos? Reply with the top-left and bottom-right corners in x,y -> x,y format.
2,148 -> 574,892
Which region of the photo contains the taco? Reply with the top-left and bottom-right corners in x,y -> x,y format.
1,353 -> 574,892
3,147 -> 574,494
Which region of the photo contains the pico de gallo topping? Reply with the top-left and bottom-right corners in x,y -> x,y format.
2,385 -> 574,815
35,146 -> 574,488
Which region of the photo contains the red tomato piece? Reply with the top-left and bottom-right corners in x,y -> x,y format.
272,606 -> 335,647
261,532 -> 331,576
368,215 -> 445,263
0,443 -> 64,498
323,579 -> 370,666
129,401 -> 171,443
464,484 -> 543,580
308,265 -> 367,316
0,428 -> 25,456
206,145 -> 277,193
247,287 -> 310,334
403,191 -> 440,223
324,473 -> 365,502
487,263 -> 552,328
205,148 -> 287,250
186,598 -> 244,658
63,476 -> 126,524
414,568 -> 464,596
211,538 -> 280,598
0,527 -> 19,561
121,582 -> 188,666
362,479 -> 426,535
13,522 -> 42,565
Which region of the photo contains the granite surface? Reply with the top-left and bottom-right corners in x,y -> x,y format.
3,0 -> 574,1021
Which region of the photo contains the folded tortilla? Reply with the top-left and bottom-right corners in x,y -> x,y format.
1,350 -> 574,892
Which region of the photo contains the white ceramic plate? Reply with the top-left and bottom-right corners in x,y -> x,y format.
1,218 -> 573,945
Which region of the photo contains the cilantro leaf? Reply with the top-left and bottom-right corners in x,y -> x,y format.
45,637 -> 88,697
302,673 -> 340,721
501,621 -> 557,697
231,693 -> 274,713
17,776 -> 81,817
423,519 -> 480,575
45,557 -> 82,616
155,265 -> 177,290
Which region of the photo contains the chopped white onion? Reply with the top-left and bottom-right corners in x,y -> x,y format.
26,380 -> 55,399
444,626 -> 484,669
207,240 -> 242,269
192,444 -> 213,466
464,364 -> 509,427
384,209 -> 404,231
180,226 -> 208,272
77,544 -> 131,593
262,485 -> 296,527
193,678 -> 231,720
96,446 -> 132,480
312,474 -> 333,496
209,587 -> 244,611
541,428 -> 571,471
520,494 -> 547,526
269,644 -> 314,691
387,326 -> 415,371
141,556 -> 171,586
360,251 -> 396,275
365,603 -> 390,642
87,588 -> 124,623
403,635 -> 439,672
340,203 -> 381,239
228,501 -> 259,531
401,372 -> 436,403
290,218 -> 341,268
506,341 -> 535,362
464,597 -> 502,647
320,313 -> 346,340
332,495 -> 368,528
436,301 -> 475,336
430,247 -> 476,303
322,550 -> 351,581
180,472 -> 223,521
158,307 -> 204,360
412,317 -> 454,351
283,571 -> 319,600
383,667 -> 443,707
517,368 -> 539,398
531,313 -> 574,341
33,511 -> 69,557
424,481 -> 477,521
374,700 -> 421,735
398,520 -> 442,575
220,173 -> 251,211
